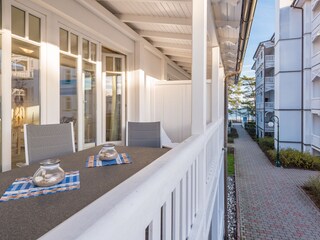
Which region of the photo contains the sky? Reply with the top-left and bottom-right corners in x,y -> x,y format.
241,0 -> 275,77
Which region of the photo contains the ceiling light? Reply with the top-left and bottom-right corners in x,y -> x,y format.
19,47 -> 34,54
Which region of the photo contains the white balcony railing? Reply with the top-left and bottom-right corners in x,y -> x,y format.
312,134 -> 320,148
265,102 -> 274,109
265,123 -> 274,132
42,121 -> 225,240
312,0 -> 320,11
265,55 -> 274,68
256,102 -> 264,109
265,77 -> 274,84
256,76 -> 263,87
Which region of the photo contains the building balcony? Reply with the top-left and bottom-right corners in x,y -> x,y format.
265,102 -> 274,110
256,76 -> 263,87
312,134 -> 320,149
265,123 -> 274,132
311,98 -> 320,110
256,102 -> 264,109
265,55 -> 274,69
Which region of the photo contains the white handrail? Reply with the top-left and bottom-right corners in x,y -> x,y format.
40,121 -> 224,240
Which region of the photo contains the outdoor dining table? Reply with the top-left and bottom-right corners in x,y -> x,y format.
0,145 -> 170,240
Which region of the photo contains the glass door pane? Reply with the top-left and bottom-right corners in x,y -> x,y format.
83,61 -> 96,145
103,54 -> 124,143
105,73 -> 122,141
11,39 -> 40,166
60,54 -> 77,147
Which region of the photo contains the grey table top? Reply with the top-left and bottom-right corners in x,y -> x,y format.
0,146 -> 169,240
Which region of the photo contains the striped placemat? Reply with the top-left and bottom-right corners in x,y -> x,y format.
0,171 -> 80,202
86,153 -> 132,168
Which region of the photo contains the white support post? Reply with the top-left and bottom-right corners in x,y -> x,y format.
211,47 -> 220,123
134,41 -> 146,121
2,0 -> 12,171
191,0 -> 207,135
45,15 -> 60,124
191,0 -> 208,235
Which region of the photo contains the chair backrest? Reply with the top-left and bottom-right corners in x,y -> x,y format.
24,122 -> 75,165
127,121 -> 161,148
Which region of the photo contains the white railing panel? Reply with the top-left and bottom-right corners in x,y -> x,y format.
265,77 -> 274,84
40,122 -> 224,240
187,166 -> 192,236
151,210 -> 161,240
265,102 -> 274,109
312,134 -> 320,148
180,177 -> 187,240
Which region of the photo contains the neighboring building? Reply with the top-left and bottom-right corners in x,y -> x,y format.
0,0 -> 256,239
252,36 -> 275,138
275,0 -> 319,154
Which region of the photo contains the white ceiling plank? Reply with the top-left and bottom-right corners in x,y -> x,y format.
162,50 -> 192,58
153,41 -> 191,50
214,20 -> 239,28
176,62 -> 192,68
139,30 -> 192,40
99,0 -> 191,3
170,56 -> 192,63
118,14 -> 192,25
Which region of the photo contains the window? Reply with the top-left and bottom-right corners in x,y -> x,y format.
12,6 -> 41,43
11,6 -> 41,167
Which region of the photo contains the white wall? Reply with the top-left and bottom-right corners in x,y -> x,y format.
149,80 -> 213,143
275,0 -> 304,150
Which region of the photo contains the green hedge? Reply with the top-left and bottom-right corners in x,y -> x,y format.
244,122 -> 256,140
303,175 -> 320,208
266,148 -> 320,170
258,137 -> 274,152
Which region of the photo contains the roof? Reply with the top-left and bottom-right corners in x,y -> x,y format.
97,0 -> 254,79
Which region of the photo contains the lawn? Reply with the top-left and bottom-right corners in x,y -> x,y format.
228,151 -> 235,176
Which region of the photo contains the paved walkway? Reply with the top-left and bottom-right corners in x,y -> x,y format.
234,125 -> 320,240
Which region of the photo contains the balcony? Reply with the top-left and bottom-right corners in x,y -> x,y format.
265,123 -> 274,132
265,102 -> 274,110
265,77 -> 274,92
256,102 -> 264,109
312,134 -> 320,149
265,55 -> 274,69
256,76 -> 263,87
311,98 -> 320,109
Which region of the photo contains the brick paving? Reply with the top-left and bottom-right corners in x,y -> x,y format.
234,125 -> 320,240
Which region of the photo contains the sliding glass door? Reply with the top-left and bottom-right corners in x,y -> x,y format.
102,53 -> 125,144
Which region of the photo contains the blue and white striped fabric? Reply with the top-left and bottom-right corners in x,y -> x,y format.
86,153 -> 132,168
0,171 -> 80,202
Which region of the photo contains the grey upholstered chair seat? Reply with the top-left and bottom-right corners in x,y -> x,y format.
24,122 -> 75,165
127,121 -> 161,148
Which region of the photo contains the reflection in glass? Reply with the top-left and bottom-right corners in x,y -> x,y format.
29,14 -> 41,42
106,57 -> 113,72
59,28 -> 68,52
60,54 -> 77,147
0,35 -> 2,171
11,39 -> 40,167
12,6 -> 25,37
83,61 -> 96,144
70,33 -> 78,55
82,39 -> 89,59
105,56 -> 122,141
91,43 -> 96,61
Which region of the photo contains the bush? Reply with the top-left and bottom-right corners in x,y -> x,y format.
244,121 -> 256,140
266,148 -> 320,170
303,175 -> 320,209
230,128 -> 239,138
228,128 -> 238,143
258,137 -> 274,152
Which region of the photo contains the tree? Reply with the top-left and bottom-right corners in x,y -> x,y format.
228,78 -> 243,122
240,76 -> 256,121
